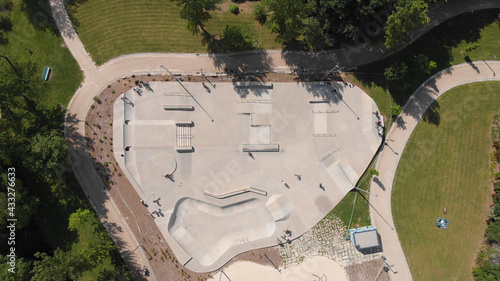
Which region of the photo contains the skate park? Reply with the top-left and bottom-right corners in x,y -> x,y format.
112,80 -> 382,272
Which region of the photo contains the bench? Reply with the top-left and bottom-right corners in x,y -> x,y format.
42,67 -> 51,81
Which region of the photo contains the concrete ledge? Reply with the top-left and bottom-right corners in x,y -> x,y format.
175,121 -> 194,126
242,144 -> 280,152
164,105 -> 194,111
234,82 -> 273,88
309,99 -> 330,103
175,146 -> 194,152
204,187 -> 268,199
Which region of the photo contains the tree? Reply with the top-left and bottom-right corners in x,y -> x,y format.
384,0 -> 430,49
0,255 -> 32,281
31,250 -> 83,281
413,54 -> 437,74
0,173 -> 40,230
68,209 -> 117,266
172,0 -> 222,34
262,0 -> 313,43
222,25 -> 258,51
23,129 -> 68,179
390,104 -> 403,116
304,0 -> 392,50
384,62 -> 408,81
252,3 -> 267,24
369,168 -> 380,177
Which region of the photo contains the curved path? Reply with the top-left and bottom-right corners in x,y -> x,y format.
370,61 -> 500,281
47,0 -> 500,279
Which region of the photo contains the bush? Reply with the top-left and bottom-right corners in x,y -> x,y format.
390,105 -> 403,116
494,182 -> 500,194
369,169 -> 380,177
493,139 -> 500,150
486,220 -> 500,243
253,3 -> 267,24
465,42 -> 480,53
229,3 -> 239,15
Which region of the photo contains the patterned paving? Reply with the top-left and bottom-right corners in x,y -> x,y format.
279,215 -> 387,280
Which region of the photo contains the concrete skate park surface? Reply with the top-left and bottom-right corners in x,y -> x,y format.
113,81 -> 382,272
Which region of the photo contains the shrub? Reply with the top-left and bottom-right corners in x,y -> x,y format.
390,105 -> 403,116
107,85 -> 111,88
495,150 -> 500,163
495,182 -> 500,194
464,42 -> 480,53
229,3 -> 239,14
93,96 -> 99,101
493,139 -> 500,150
90,104 -> 95,109
369,169 -> 380,177
253,3 -> 267,24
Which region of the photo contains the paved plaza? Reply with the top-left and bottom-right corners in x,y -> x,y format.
113,81 -> 382,272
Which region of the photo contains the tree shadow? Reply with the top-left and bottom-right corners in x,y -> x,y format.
464,55 -> 480,73
280,48 -> 338,75
21,0 -> 60,35
354,9 -> 500,108
205,34 -> 274,76
421,100 -> 441,126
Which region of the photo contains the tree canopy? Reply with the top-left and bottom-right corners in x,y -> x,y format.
172,0 -> 222,34
262,0 -> 313,44
384,0 -> 430,49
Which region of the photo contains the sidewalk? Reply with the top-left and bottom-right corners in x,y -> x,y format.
370,61 -> 500,281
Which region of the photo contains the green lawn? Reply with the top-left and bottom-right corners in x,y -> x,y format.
2,0 -> 82,107
330,173 -> 372,229
68,0 -> 279,65
392,82 -> 500,281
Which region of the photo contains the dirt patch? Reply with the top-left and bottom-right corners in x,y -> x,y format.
347,258 -> 390,281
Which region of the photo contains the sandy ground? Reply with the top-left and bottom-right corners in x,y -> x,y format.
208,256 -> 347,281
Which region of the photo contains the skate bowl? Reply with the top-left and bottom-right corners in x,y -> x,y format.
168,197 -> 276,267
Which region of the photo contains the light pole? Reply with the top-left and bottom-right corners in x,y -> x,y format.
382,255 -> 398,274
483,55 -> 497,77
160,65 -> 214,122
0,55 -> 21,77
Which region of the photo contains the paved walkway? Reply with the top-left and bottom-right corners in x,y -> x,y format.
47,0 -> 500,279
370,61 -> 500,281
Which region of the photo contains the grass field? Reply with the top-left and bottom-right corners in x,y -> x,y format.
330,173 -> 373,229
68,0 -> 279,65
1,0 -> 82,107
392,82 -> 500,281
